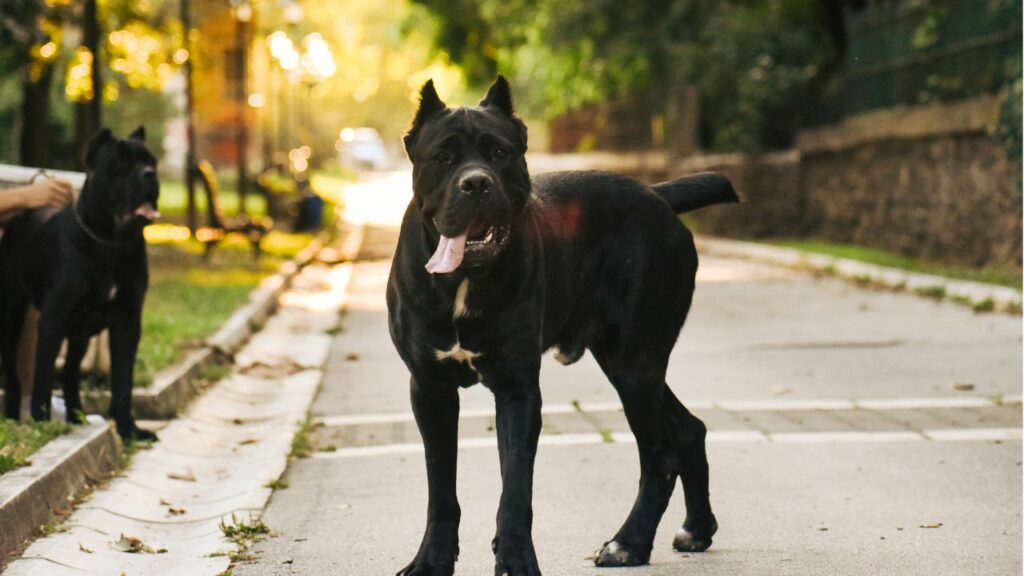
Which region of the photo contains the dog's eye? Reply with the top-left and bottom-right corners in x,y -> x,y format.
493,146 -> 508,159
434,151 -> 451,164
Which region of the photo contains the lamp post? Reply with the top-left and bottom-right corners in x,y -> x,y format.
232,0 -> 252,214
180,0 -> 198,235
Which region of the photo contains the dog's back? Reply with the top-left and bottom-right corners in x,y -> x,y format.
527,170 -> 736,366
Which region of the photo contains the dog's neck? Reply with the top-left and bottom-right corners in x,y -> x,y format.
74,179 -> 137,248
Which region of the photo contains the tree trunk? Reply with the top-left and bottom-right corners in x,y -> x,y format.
74,0 -> 102,167
19,64 -> 54,167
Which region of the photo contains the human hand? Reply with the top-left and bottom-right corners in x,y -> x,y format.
17,178 -> 74,209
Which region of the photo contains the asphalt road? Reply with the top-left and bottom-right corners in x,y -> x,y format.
234,177 -> 1022,576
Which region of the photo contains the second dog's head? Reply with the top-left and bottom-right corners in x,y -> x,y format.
404,76 -> 531,273
83,126 -> 160,236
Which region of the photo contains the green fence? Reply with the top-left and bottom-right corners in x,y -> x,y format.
811,0 -> 1021,125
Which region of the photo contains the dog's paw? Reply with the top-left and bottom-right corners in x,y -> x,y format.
494,543 -> 541,576
593,540 -> 649,567
118,425 -> 158,443
672,516 -> 718,553
396,559 -> 454,576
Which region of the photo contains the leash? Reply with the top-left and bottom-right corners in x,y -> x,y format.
72,204 -> 135,248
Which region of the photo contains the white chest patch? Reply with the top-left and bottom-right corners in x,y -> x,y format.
453,279 -> 471,320
434,341 -> 482,372
108,285 -> 118,302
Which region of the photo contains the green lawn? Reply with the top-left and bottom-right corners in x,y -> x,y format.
768,239 -> 1023,289
158,179 -> 269,220
0,419 -> 72,475
133,227 -> 314,386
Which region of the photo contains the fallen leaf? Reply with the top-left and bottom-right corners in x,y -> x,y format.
239,438 -> 259,445
111,534 -> 157,554
167,470 -> 196,482
919,523 -> 943,529
952,383 -> 975,392
79,543 -> 93,554
345,353 -> 360,361
168,507 -> 187,516
159,498 -> 171,506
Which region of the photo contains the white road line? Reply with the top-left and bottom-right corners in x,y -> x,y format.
717,399 -> 856,411
315,396 -> 1018,427
854,397 -> 994,410
310,427 -> 1021,460
769,431 -> 924,443
921,427 -> 1023,441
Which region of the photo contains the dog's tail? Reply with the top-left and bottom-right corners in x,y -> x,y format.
652,172 -> 739,214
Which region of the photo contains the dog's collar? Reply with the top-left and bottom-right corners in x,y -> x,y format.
73,205 -> 135,248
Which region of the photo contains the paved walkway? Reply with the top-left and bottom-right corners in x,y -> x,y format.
1,253 -> 353,576
235,205 -> 1022,575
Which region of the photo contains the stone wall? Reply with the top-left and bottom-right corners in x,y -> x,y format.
670,97 -> 1022,271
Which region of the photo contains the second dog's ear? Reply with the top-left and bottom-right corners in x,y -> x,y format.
128,126 -> 146,142
84,128 -> 114,169
403,80 -> 446,156
479,75 -> 514,116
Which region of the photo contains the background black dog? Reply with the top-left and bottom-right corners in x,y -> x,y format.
1,127 -> 160,441
387,77 -> 737,575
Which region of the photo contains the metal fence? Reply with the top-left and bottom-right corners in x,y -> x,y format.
811,0 -> 1021,125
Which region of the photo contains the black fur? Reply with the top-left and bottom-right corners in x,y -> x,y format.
1,127 -> 160,441
387,77 -> 733,576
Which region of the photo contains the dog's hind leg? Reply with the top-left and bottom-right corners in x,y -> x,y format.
60,335 -> 89,424
661,386 -> 717,552
590,347 -> 677,567
1,297 -> 27,420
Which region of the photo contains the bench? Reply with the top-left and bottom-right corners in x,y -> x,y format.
191,160 -> 272,259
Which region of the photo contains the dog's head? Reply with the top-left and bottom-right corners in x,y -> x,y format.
83,126 -> 160,235
404,76 -> 530,273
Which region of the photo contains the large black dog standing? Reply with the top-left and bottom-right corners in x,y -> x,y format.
388,77 -> 737,575
1,127 -> 160,441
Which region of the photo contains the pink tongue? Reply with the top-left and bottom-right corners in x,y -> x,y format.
425,233 -> 468,274
134,203 -> 161,221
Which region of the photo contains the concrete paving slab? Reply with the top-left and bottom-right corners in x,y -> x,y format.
235,222 -> 1020,576
1,258 -> 353,576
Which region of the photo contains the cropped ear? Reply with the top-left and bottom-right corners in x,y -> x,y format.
403,80 -> 447,155
84,128 -> 113,169
128,125 -> 146,142
479,75 -> 514,116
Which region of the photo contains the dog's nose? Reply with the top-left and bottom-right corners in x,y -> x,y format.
459,172 -> 493,194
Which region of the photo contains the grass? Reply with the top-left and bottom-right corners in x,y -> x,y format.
129,226 -> 313,387
290,418 -> 318,459
768,239 -> 1022,289
158,179 -> 268,220
0,419 -> 73,475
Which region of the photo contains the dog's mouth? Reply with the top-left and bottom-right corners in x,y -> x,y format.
119,202 -> 161,226
426,218 -> 509,274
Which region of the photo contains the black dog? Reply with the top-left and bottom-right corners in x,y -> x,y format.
387,77 -> 737,575
1,127 -> 160,441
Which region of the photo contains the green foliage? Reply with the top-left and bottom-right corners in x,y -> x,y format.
0,419 -> 73,475
413,0 -> 834,152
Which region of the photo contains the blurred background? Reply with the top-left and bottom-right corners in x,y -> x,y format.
0,0 -> 1020,272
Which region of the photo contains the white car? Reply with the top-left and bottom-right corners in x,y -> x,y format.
336,127 -> 390,171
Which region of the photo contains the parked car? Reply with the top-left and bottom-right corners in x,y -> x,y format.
336,127 -> 390,171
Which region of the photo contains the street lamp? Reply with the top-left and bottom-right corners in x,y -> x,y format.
231,0 -> 252,214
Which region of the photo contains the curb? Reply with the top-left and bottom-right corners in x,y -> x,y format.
0,415 -> 120,567
77,236 -> 326,419
697,236 -> 1022,311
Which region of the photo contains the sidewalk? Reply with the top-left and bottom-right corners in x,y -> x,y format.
234,218 -> 1022,576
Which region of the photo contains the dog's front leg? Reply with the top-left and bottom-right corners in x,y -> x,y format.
399,376 -> 461,576
108,298 -> 155,441
491,377 -> 543,576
